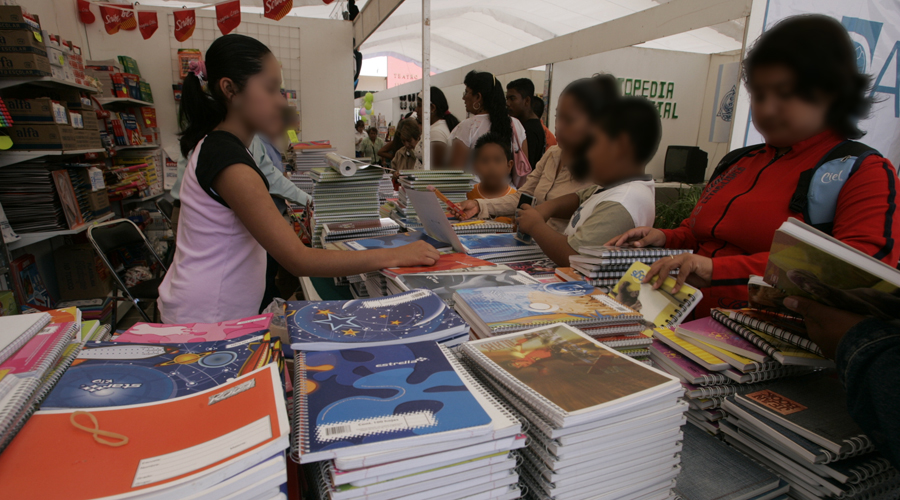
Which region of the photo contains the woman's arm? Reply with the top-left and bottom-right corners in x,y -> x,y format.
518,204 -> 577,266
448,138 -> 470,169
213,164 -> 440,276
431,141 -> 448,168
534,193 -> 580,221
378,140 -> 399,161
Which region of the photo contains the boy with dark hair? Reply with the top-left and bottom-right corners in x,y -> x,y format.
517,97 -> 661,266
507,78 -> 546,169
467,133 -> 517,200
531,96 -> 557,149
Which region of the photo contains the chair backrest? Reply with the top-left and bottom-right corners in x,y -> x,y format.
87,219 -> 168,289
155,199 -> 174,224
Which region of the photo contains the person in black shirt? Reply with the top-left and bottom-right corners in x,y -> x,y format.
506,78 -> 546,169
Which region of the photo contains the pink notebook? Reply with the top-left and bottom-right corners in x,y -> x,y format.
675,317 -> 768,362
113,313 -> 274,343
649,341 -> 730,386
0,322 -> 76,377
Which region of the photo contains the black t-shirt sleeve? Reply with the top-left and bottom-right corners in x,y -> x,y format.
523,119 -> 546,169
195,131 -> 269,207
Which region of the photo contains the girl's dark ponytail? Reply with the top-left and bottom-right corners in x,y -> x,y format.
430,87 -> 460,131
464,70 -> 512,143
178,34 -> 271,158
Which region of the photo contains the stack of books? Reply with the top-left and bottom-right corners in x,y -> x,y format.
293,341 -> 525,500
0,165 -> 94,233
286,290 -> 470,350
720,372 -> 900,499
378,172 -> 395,201
451,281 -> 644,340
310,167 -> 385,248
674,424 -> 789,499
372,252 -> 502,301
0,364 -> 291,499
570,246 -> 691,289
291,141 -> 334,198
458,234 -> 547,263
57,297 -> 114,324
0,313 -> 77,451
394,170 -> 475,222
321,219 -> 400,246
389,268 -> 540,307
459,323 -> 686,500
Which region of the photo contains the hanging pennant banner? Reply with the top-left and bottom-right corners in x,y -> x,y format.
138,11 -> 158,40
173,9 -> 196,42
77,0 -> 95,24
216,0 -> 241,35
264,0 -> 292,21
99,5 -> 135,34
115,4 -> 136,31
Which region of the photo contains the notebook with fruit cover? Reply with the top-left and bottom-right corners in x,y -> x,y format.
674,424 -> 781,500
461,323 -> 681,428
765,218 -> 900,322
114,313 -> 274,343
0,365 -> 289,500
607,262 -> 701,328
292,341 -> 494,463
42,332 -> 279,409
453,282 -> 642,337
286,290 -> 468,350
396,270 -> 539,305
735,371 -> 873,455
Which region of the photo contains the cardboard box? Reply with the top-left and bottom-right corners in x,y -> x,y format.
82,112 -> 100,131
5,97 -> 67,124
54,245 -> 113,301
8,123 -> 78,150
86,189 -> 110,213
0,29 -> 48,56
0,6 -> 40,31
75,128 -> 102,149
0,51 -> 51,76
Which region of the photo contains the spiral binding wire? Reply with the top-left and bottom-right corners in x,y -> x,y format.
710,310 -> 778,358
730,310 -> 824,357
33,342 -> 83,406
667,292 -> 700,327
0,316 -> 49,364
290,351 -> 308,463
845,457 -> 894,485
487,315 -> 642,335
584,247 -> 692,260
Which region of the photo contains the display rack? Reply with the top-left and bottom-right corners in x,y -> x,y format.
7,212 -> 115,251
113,144 -> 159,151
0,149 -> 107,168
0,76 -> 98,93
96,97 -> 154,108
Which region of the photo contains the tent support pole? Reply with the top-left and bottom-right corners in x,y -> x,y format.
422,0 -> 431,170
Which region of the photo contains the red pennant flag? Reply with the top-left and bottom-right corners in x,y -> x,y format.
216,0 -> 241,35
138,11 -> 158,40
264,0 -> 292,21
114,4 -> 136,31
77,0 -> 95,24
99,5 -> 126,34
173,9 -> 196,42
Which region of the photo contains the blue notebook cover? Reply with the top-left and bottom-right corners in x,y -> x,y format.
458,234 -> 539,254
455,282 -> 641,330
342,231 -> 449,251
287,290 -> 467,349
300,341 -> 492,454
42,332 -> 277,408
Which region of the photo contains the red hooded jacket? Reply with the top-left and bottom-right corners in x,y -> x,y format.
662,129 -> 900,316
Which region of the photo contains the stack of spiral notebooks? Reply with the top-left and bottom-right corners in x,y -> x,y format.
458,323 -> 686,500
292,341 -> 525,500
569,246 -> 691,288
719,371 -> 900,499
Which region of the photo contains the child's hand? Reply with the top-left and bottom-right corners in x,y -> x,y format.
605,227 -> 667,248
393,241 -> 440,267
516,204 -> 544,235
459,200 -> 481,219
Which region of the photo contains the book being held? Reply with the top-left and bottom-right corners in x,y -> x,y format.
765,218 -> 900,321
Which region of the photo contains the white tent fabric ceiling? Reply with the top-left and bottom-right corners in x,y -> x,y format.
128,0 -> 744,74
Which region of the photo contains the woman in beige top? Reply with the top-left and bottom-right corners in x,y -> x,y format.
459,75 -> 620,232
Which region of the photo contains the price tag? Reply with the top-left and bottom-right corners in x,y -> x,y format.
33,31 -> 43,43
287,130 -> 298,143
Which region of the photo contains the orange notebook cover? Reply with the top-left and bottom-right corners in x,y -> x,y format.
0,364 -> 287,500
382,252 -> 494,277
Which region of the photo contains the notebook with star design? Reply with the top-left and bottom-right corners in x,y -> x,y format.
286,289 -> 469,351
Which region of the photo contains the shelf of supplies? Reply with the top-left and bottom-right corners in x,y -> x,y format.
0,76 -> 98,93
122,192 -> 164,204
114,144 -> 159,151
0,148 -> 107,168
7,212 -> 115,250
96,97 -> 154,107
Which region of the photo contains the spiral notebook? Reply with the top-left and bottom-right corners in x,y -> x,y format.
675,317 -> 769,363
286,290 -> 468,351
291,341 -> 495,463
735,371 -> 872,455
649,341 -> 731,387
114,313 -> 274,343
0,312 -> 51,365
459,323 -> 681,428
577,246 -> 693,260
607,262 -> 702,328
453,281 -> 643,339
395,270 -> 539,305
710,309 -> 833,368
720,308 -> 822,356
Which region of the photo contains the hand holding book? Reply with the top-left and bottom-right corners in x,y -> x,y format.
643,253 -> 713,294
782,296 -> 867,359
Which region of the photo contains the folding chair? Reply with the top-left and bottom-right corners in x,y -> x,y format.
155,198 -> 174,226
87,218 -> 168,331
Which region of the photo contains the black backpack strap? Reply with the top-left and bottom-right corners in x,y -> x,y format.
789,140 -> 880,233
708,144 -> 766,183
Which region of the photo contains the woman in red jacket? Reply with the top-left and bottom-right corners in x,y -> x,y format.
608,15 -> 900,316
